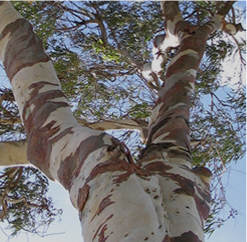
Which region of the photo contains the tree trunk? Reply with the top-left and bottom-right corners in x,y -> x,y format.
0,1 -> 239,241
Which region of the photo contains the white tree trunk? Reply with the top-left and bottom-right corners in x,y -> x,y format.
0,1 -> 238,241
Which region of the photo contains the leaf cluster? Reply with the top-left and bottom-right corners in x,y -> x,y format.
0,167 -> 62,237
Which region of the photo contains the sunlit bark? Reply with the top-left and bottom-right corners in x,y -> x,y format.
0,117 -> 148,140
0,140 -> 28,166
0,1 -> 242,241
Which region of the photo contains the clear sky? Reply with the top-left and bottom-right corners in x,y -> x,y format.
205,156 -> 246,242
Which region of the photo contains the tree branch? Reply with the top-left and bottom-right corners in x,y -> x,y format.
0,117 -> 148,140
0,140 -> 29,166
216,1 -> 237,16
208,1 -> 245,35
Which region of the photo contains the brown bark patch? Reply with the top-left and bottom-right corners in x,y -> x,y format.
166,149 -> 191,162
139,143 -> 174,161
139,155 -> 211,221
163,231 -> 202,242
27,124 -> 73,180
98,224 -> 109,242
91,195 -> 115,222
147,79 -> 192,153
162,2 -> 180,22
22,84 -> 71,179
171,172 -> 211,221
142,161 -> 173,175
77,184 -> 90,212
166,55 -> 198,79
58,133 -> 107,189
173,176 -> 195,196
194,194 -> 211,221
85,150 -> 135,186
1,19 -> 50,81
29,81 -> 59,93
92,214 -> 113,241
24,89 -> 68,128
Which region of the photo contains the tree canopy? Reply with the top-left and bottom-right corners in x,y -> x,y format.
0,1 -> 245,238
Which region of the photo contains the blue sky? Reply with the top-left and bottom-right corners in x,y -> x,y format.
205,156 -> 246,242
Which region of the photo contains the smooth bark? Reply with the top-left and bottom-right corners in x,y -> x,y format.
0,140 -> 28,166
0,1 -> 242,241
0,117 -> 148,140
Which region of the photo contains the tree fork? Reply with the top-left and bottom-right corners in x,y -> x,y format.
0,1 -> 242,242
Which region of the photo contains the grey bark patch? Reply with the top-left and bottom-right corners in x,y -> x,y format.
1,18 -> 50,81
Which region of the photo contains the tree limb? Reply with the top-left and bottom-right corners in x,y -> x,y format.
216,1 -> 237,16
0,140 -> 29,166
0,117 -> 148,138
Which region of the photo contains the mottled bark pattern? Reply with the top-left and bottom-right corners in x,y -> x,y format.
163,231 -> 201,242
0,19 -> 50,81
24,85 -> 70,179
0,1 -> 240,242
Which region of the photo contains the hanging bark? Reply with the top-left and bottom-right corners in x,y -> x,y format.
0,1 -> 243,241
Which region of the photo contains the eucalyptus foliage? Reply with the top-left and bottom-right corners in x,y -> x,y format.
0,167 -> 62,237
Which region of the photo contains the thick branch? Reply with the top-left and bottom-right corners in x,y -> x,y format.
147,0 -> 244,163
141,2 -> 183,93
79,118 -> 148,140
95,18 -> 108,46
161,1 -> 181,22
0,117 -> 148,140
216,1 -> 237,16
0,140 -> 29,166
207,1 -> 245,35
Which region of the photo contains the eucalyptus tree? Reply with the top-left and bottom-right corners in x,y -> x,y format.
0,1 -> 245,241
